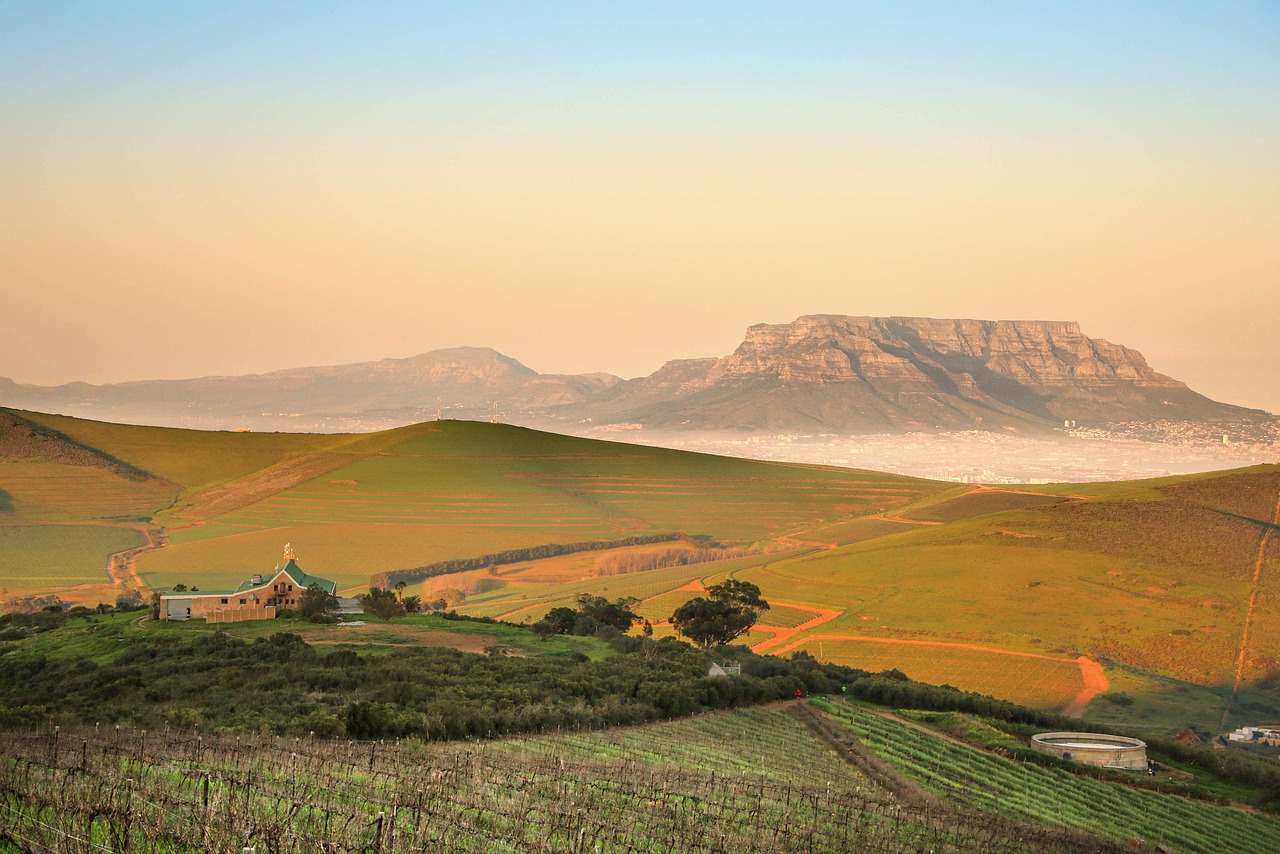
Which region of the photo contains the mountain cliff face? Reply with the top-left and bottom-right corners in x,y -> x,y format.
0,316 -> 1266,434
577,316 -> 1262,432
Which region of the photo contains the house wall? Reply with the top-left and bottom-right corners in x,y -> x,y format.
160,568 -> 303,623
207,605 -> 276,624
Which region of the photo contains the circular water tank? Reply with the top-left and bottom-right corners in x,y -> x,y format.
1030,732 -> 1147,770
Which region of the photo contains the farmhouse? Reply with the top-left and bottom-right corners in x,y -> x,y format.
158,545 -> 337,624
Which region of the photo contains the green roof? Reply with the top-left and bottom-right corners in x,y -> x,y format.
233,559 -> 337,595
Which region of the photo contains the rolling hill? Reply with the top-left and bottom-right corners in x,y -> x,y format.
2,407 -> 1278,732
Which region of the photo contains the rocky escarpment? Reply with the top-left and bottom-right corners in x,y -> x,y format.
579,316 -> 1265,433
0,317 -> 1267,434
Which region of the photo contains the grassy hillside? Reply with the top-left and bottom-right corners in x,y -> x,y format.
1,410 -> 941,600
3,408 -> 1279,731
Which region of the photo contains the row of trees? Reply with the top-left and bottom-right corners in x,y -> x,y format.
370,533 -> 684,589
354,579 -> 773,649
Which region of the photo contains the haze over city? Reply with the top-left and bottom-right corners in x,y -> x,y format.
2,1 -> 1278,414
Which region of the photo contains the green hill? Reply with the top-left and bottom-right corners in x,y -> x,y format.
2,407 -> 1278,731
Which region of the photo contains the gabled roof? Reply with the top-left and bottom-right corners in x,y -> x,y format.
281,559 -> 338,595
232,559 -> 337,595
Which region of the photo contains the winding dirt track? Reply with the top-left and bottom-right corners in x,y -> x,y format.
749,604 -> 842,654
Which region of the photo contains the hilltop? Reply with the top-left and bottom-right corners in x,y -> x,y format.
1,316 -> 1270,435
2,407 -> 1278,732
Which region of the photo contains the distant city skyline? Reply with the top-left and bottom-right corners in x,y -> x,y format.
2,2 -> 1278,413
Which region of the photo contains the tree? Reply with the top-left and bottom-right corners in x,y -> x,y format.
360,587 -> 406,621
670,580 -> 769,648
573,594 -> 640,632
402,594 -> 422,614
299,584 -> 339,623
542,607 -> 579,635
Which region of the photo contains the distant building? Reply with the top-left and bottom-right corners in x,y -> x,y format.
1227,726 -> 1280,745
158,544 -> 337,624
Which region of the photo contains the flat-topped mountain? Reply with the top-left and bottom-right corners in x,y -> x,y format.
579,315 -> 1263,432
0,316 -> 1268,433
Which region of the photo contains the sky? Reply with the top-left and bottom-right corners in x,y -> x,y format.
2,1 -> 1278,413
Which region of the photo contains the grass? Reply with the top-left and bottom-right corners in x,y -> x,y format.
897,488 -> 1070,523
823,701 -> 1280,853
0,524 -> 144,597
9,610 -> 614,665
5,409 -> 1280,734
786,638 -> 1086,709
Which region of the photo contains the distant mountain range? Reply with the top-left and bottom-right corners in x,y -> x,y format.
1,315 -> 1271,434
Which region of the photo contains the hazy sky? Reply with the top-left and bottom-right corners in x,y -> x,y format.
2,1 -> 1278,413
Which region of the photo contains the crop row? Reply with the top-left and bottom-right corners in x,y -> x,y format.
825,703 -> 1280,853
0,712 -> 1114,853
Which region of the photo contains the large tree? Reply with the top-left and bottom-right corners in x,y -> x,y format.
360,586 -> 406,621
671,580 -> 770,648
299,583 -> 339,623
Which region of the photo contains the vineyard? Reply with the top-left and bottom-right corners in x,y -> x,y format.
820,701 -> 1280,853
0,707 -> 1121,853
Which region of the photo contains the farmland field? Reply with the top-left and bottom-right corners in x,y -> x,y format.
777,637 -> 1087,709
0,706 -> 1131,853
0,524 -> 144,596
897,488 -> 1071,523
823,701 -> 1280,853
5,409 -> 1280,732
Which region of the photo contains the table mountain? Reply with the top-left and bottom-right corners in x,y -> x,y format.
0,317 -> 1268,433
577,315 -> 1265,432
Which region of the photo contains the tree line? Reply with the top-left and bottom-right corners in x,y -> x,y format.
369,533 -> 685,588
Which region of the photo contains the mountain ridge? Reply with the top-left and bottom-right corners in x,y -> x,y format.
0,316 -> 1269,433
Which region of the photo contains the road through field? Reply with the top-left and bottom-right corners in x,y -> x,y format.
750,605 -> 842,653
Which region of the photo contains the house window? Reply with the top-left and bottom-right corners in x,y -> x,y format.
239,599 -> 246,605
220,598 -> 228,605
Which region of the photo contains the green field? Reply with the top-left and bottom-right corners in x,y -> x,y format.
0,705 -> 1142,852
4,408 -> 1280,732
822,701 -> 1280,853
0,524 -> 144,597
